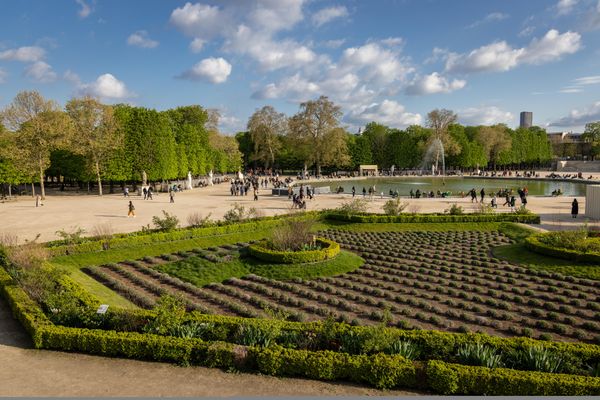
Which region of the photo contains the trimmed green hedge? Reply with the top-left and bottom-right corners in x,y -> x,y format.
526,234 -> 600,264
248,237 -> 340,264
427,360 -> 600,395
48,213 -> 322,257
325,212 -> 541,224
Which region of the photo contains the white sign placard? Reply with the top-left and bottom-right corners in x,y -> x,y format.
96,304 -> 109,314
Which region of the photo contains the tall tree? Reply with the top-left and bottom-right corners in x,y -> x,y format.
288,96 -> 349,175
476,124 -> 512,170
582,121 -> 600,160
66,97 -> 121,196
361,122 -> 390,167
426,109 -> 461,158
247,106 -> 286,168
1,91 -> 72,199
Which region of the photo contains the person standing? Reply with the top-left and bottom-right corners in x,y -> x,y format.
510,195 -> 516,211
571,198 -> 579,218
128,201 -> 135,217
253,188 -> 258,201
480,188 -> 485,203
143,187 -> 148,200
169,189 -> 175,203
491,195 -> 497,208
352,186 -> 356,197
124,187 -> 129,197
147,187 -> 153,200
362,187 -> 366,197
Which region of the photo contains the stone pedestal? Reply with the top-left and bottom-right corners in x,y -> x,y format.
586,185 -> 600,219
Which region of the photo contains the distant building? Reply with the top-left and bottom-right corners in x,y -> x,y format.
519,111 -> 533,129
547,131 -> 590,159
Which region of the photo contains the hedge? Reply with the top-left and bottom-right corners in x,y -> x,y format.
247,237 -> 340,264
525,234 -> 600,264
47,212 -> 322,257
324,212 -> 541,224
426,360 -> 600,395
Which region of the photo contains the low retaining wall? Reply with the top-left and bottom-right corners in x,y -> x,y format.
586,185 -> 600,219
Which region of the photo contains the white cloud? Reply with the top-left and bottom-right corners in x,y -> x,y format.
24,61 -> 57,83
252,73 -> 319,100
127,30 -> 159,49
79,73 -> 133,100
323,39 -> 346,48
458,106 -> 514,126
312,5 -> 349,27
556,0 -> 578,15
189,38 -> 206,53
405,72 -> 466,95
218,111 -> 244,134
380,37 -> 404,47
573,75 -> 600,85
63,69 -> 81,85
466,12 -> 509,29
0,46 -> 46,62
169,2 -> 225,39
345,100 -> 422,128
75,0 -> 93,18
0,68 -> 7,84
341,42 -> 412,84
225,24 -> 316,71
179,57 -> 232,83
518,26 -> 535,37
519,29 -> 581,64
550,101 -> 600,126
249,0 -> 305,33
587,0 -> 600,30
445,29 -> 581,73
559,87 -> 583,93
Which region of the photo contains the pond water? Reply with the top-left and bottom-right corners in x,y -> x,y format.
311,177 -> 587,197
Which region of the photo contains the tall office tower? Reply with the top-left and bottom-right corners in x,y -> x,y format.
520,111 -> 533,129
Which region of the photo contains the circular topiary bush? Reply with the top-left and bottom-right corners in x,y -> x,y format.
248,237 -> 340,264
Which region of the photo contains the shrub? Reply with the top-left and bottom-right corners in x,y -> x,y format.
143,295 -> 186,335
235,323 -> 279,347
445,204 -> 464,215
55,227 -> 87,245
514,205 -> 533,215
383,198 -> 408,216
90,223 -> 114,250
151,211 -> 180,232
386,340 -> 421,360
337,199 -> 369,217
248,237 -> 340,264
186,212 -> 213,228
269,218 -> 316,252
223,203 -> 259,223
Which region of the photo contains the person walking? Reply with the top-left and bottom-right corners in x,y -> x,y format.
147,187 -> 153,200
124,187 -> 129,197
127,201 -> 136,217
253,188 -> 258,201
352,186 -> 356,197
491,195 -> 497,208
169,189 -> 175,203
143,187 -> 148,200
571,198 -> 579,218
470,188 -> 477,203
480,188 -> 485,203
510,195 -> 516,211
362,187 -> 366,197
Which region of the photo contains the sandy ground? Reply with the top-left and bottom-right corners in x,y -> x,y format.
0,297 -> 420,396
0,178 -> 599,243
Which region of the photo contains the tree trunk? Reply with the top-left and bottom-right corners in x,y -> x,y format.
316,162 -> 321,177
8,184 -> 12,198
31,182 -> 35,197
39,159 -> 46,200
95,160 -> 103,196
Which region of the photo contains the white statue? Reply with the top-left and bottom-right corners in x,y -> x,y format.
208,170 -> 214,186
237,169 -> 244,182
186,171 -> 193,190
141,170 -> 147,186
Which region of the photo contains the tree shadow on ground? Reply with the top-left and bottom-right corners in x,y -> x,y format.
0,296 -> 32,348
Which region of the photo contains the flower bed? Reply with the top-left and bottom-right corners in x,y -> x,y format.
526,233 -> 600,264
248,237 -> 340,264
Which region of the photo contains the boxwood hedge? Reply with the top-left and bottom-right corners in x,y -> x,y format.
247,237 -> 340,264
525,233 -> 600,264
324,212 -> 541,224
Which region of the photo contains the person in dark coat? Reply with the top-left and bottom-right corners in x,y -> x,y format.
572,198 -> 579,218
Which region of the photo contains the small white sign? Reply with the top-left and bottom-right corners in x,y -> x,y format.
96,304 -> 109,314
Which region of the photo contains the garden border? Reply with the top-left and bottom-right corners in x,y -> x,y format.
324,212 -> 541,224
525,234 -> 600,264
247,237 -> 340,264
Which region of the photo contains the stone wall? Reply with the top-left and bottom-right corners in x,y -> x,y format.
556,160 -> 600,172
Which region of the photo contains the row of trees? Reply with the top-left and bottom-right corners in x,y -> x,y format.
0,91 -> 242,197
238,97 -> 555,173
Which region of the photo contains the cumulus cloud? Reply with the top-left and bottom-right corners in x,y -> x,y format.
75,0 -> 93,18
322,39 -> 346,48
78,73 -> 134,100
0,46 -> 46,62
345,100 -> 422,128
556,0 -> 578,15
0,68 -> 7,84
445,29 -> 581,73
24,61 -> 57,83
312,5 -> 349,27
466,12 -> 509,29
458,106 -> 514,126
405,72 -> 466,95
127,30 -> 159,48
179,57 -> 232,83
169,2 -> 225,39
550,101 -> 600,126
341,42 -> 412,84
252,73 -> 319,100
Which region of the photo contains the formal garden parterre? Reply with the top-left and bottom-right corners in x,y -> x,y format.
3,210 -> 600,395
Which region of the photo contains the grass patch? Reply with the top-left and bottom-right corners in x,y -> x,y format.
155,250 -> 364,286
497,222 -> 539,243
492,243 -> 600,280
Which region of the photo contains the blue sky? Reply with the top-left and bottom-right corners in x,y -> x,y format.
1,0 -> 600,134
